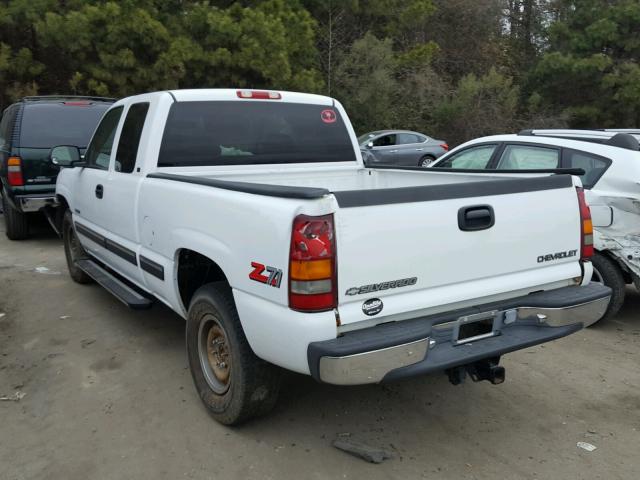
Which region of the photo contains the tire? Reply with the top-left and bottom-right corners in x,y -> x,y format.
590,252 -> 626,324
2,190 -> 29,240
419,155 -> 436,168
186,282 -> 281,425
62,210 -> 92,284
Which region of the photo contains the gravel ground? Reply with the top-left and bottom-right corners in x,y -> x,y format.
1,214 -> 639,480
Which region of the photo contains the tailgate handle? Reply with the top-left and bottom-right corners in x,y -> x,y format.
458,205 -> 495,231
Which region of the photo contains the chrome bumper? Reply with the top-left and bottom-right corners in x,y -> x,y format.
319,339 -> 430,385
15,195 -> 57,212
314,286 -> 610,385
515,295 -> 609,329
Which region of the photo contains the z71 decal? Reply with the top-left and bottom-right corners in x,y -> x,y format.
249,262 -> 283,288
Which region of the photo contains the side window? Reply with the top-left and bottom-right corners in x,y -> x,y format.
496,145 -> 559,169
396,133 -> 420,145
84,106 -> 123,169
0,105 -> 18,151
115,103 -> 149,173
436,145 -> 497,169
565,149 -> 610,189
373,134 -> 396,147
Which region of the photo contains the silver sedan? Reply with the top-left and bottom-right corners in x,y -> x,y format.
359,130 -> 448,167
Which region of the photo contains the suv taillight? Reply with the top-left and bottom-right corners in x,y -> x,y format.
7,157 -> 24,186
576,187 -> 594,260
289,214 -> 337,312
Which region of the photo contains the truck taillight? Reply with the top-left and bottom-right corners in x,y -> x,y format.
7,157 -> 24,186
289,214 -> 337,312
576,187 -> 594,260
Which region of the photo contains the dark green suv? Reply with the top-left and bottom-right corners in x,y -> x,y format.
0,96 -> 114,239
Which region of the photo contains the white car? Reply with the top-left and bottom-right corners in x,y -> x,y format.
52,90 -> 609,424
431,129 -> 640,322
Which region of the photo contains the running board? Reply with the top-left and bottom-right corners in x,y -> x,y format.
75,259 -> 153,310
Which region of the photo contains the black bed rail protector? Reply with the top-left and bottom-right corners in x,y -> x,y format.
147,172 -> 330,200
332,174 -> 573,208
369,164 -> 586,176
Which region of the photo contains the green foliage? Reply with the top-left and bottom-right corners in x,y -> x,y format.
0,0 -> 635,143
0,0 -> 322,104
533,0 -> 640,126
333,33 -> 397,132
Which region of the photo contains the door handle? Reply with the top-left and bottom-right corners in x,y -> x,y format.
390,149 -> 398,153
415,148 -> 423,151
458,205 -> 495,231
95,184 -> 104,199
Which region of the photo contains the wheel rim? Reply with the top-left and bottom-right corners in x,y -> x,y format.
198,314 -> 231,394
591,266 -> 604,284
421,158 -> 432,168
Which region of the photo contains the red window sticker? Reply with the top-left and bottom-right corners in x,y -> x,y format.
321,109 -> 337,124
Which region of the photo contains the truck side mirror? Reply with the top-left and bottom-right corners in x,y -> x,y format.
50,145 -> 82,167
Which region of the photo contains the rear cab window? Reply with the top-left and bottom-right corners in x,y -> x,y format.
158,101 -> 357,167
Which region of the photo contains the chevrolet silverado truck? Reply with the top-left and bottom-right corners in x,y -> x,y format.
52,89 -> 611,425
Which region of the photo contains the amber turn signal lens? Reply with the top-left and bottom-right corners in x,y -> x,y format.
290,259 -> 332,280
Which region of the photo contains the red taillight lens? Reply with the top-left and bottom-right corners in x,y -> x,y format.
576,187 -> 594,260
440,143 -> 449,151
236,90 -> 282,100
7,157 -> 24,186
289,214 -> 337,312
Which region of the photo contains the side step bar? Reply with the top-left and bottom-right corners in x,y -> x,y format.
76,259 -> 153,310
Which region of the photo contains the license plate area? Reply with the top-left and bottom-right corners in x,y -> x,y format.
453,310 -> 500,345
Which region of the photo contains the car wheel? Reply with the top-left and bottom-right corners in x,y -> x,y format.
62,210 -> 92,284
590,252 -> 625,324
2,190 -> 29,240
186,282 -> 281,425
419,155 -> 436,168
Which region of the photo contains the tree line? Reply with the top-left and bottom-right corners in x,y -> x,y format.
1,0 -> 638,145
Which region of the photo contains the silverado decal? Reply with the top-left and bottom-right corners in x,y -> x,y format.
345,277 -> 417,296
537,249 -> 578,263
249,262 -> 283,288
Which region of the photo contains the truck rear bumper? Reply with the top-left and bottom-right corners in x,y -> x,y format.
308,283 -> 610,385
13,194 -> 57,212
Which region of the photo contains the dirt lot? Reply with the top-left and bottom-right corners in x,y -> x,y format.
1,215 -> 639,480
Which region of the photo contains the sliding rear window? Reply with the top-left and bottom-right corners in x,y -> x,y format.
158,101 -> 356,166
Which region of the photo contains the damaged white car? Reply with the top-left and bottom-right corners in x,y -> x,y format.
430,129 -> 640,322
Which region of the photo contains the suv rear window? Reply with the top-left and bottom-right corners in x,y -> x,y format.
19,103 -> 111,148
158,101 -> 356,167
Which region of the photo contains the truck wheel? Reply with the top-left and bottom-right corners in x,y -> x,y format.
186,282 -> 281,425
2,190 -> 29,240
62,210 -> 92,284
419,155 -> 435,168
590,252 -> 625,324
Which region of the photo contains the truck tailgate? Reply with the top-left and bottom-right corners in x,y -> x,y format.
334,175 -> 583,325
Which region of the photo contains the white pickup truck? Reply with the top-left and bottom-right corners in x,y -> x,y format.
53,89 -> 610,424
